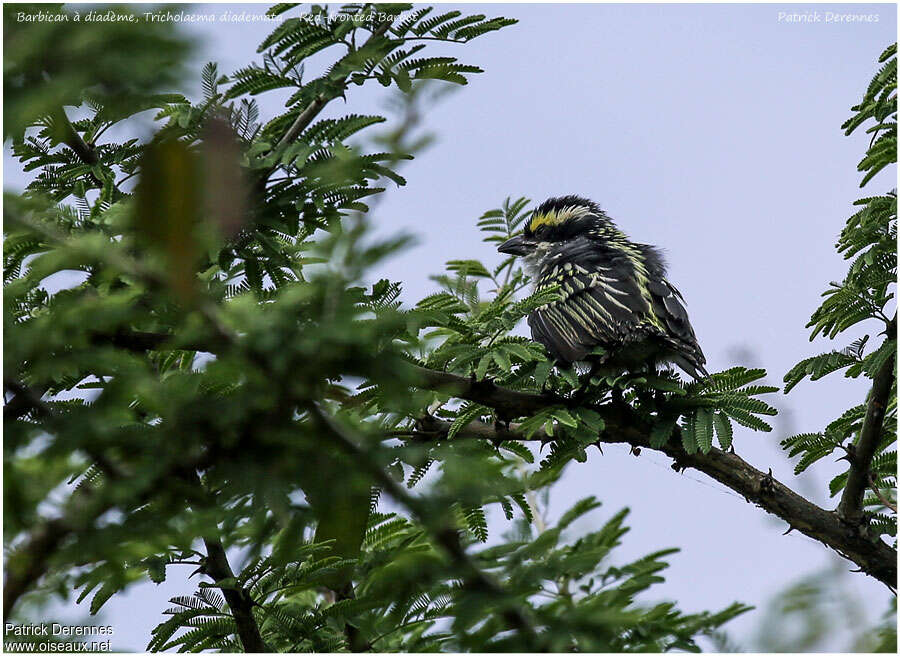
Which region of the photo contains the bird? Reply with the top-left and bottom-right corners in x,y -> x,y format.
498,195 -> 707,380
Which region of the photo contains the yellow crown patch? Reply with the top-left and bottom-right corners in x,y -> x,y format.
528,204 -> 593,232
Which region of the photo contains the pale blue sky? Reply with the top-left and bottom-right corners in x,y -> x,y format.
5,2 -> 897,651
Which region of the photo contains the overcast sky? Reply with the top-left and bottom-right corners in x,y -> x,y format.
6,2 -> 897,651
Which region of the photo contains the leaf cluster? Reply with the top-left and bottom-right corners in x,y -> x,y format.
4,4 -> 781,652
781,43 -> 897,544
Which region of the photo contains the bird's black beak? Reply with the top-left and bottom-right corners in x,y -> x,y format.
498,234 -> 535,256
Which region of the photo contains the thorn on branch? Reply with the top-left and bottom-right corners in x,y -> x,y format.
759,468 -> 776,495
836,442 -> 856,464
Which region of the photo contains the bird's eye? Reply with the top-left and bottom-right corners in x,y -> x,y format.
534,225 -> 549,240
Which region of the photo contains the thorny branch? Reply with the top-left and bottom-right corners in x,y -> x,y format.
837,315 -> 896,525
9,324 -> 896,597
407,366 -> 898,591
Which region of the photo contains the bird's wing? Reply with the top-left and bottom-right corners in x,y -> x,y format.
646,278 -> 707,376
528,249 -> 653,363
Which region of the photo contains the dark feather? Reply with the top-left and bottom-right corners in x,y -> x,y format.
529,236 -> 654,362
525,224 -> 707,378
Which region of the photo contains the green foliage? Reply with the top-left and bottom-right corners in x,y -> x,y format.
673,368 -> 777,451
14,4 -> 881,653
752,564 -> 897,653
143,499 -> 750,653
781,43 -> 897,545
3,4 -> 191,141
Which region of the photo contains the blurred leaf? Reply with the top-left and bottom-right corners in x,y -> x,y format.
135,139 -> 201,303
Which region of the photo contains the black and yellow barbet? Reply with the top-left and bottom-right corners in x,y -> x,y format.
499,195 -> 708,378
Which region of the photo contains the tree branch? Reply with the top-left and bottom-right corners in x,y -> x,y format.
409,365 -> 561,419
258,20 -> 394,190
3,446 -> 217,620
334,583 -> 371,652
89,329 -> 221,354
272,95 -> 327,154
409,366 -> 898,590
4,515 -> 83,621
4,380 -> 51,422
177,470 -> 271,653
837,316 -> 896,524
201,537 -> 270,653
66,333 -> 899,588
3,379 -> 104,620
309,405 -> 547,650
51,106 -> 99,166
49,106 -> 122,195
408,414 -> 549,444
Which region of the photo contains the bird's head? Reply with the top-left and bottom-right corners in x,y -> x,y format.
498,195 -> 611,257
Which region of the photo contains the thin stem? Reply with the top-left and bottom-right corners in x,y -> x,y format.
869,474 -> 898,513
51,106 -> 122,197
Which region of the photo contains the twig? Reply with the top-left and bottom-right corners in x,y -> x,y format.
3,446 -> 215,619
868,474 -> 898,513
50,106 -> 120,196
309,405 -> 547,650
258,20 -> 393,191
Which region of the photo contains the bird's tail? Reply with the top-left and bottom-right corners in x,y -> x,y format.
670,353 -> 708,380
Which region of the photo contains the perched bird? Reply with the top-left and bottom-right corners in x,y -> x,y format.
498,195 -> 707,379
